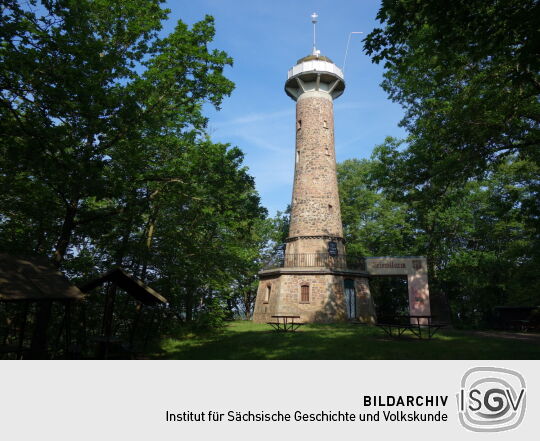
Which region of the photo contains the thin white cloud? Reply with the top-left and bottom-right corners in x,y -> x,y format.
239,133 -> 290,154
211,108 -> 293,128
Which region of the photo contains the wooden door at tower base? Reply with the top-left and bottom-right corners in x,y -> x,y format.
344,279 -> 356,319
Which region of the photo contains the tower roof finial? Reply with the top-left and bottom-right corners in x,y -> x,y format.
311,12 -> 320,56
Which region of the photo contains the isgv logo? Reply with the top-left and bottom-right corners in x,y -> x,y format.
457,367 -> 526,432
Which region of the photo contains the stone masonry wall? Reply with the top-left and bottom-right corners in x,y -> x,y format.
288,92 -> 343,247
285,237 -> 346,255
253,275 -> 281,323
251,72 -> 375,325
253,273 -> 347,323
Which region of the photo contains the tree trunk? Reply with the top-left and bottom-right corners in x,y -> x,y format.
28,300 -> 52,359
185,289 -> 194,322
140,209 -> 158,282
115,214 -> 134,266
53,200 -> 78,267
244,290 -> 255,320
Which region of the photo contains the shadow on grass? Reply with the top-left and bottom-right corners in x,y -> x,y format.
154,322 -> 540,360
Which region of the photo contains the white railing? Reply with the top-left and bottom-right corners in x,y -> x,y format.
287,60 -> 344,80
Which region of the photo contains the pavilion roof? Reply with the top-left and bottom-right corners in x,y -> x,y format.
80,268 -> 167,306
0,254 -> 85,301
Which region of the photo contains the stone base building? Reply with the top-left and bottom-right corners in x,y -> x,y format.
252,50 -> 377,324
254,269 -> 375,323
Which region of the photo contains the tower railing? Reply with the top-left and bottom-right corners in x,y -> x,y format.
262,253 -> 366,272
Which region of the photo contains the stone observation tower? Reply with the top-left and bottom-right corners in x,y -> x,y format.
253,14 -> 377,323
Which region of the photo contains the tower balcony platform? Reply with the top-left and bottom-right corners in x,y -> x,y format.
262,253 -> 366,273
285,54 -> 345,101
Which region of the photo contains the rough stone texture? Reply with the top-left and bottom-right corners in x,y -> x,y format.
288,91 -> 343,256
254,275 -> 282,323
252,72 -> 376,325
285,237 -> 345,255
253,273 -> 346,323
253,272 -> 376,324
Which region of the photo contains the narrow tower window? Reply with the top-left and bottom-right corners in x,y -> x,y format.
323,120 -> 328,129
297,119 -> 302,130
264,285 -> 271,303
296,150 -> 300,163
300,285 -> 310,303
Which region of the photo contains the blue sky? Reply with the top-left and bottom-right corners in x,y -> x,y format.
165,0 -> 407,215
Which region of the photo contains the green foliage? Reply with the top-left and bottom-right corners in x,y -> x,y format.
343,0 -> 540,326
0,1 -> 266,333
338,144 -> 540,325
193,297 -> 228,331
364,0 -> 539,186
369,277 -> 409,319
338,157 -> 414,257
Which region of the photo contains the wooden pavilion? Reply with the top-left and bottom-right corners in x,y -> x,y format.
0,254 -> 85,359
80,268 -> 168,359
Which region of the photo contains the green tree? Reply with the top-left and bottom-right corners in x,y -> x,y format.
338,157 -> 414,257
338,148 -> 540,326
1,1 -> 269,335
141,141 -> 266,321
338,157 -> 416,319
364,0 -> 539,187
435,158 -> 540,325
358,1 -> 540,325
0,0 -> 234,267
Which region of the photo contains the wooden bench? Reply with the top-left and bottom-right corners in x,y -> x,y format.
377,315 -> 448,339
267,315 -> 304,332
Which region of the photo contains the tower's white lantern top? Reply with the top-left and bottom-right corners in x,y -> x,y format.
285,53 -> 346,101
285,13 -> 345,101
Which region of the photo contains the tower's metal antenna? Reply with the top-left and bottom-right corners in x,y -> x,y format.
343,31 -> 363,74
311,12 -> 319,56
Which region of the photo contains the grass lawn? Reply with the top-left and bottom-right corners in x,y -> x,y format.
153,321 -> 540,360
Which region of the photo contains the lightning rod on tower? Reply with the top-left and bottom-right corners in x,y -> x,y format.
311,12 -> 319,56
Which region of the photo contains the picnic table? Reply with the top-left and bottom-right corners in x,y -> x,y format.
376,315 -> 447,339
510,319 -> 532,332
267,315 -> 304,332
